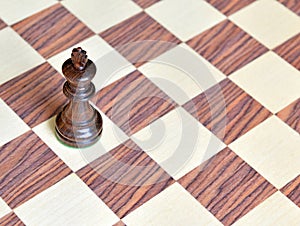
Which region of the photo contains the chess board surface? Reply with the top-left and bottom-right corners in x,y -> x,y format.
0,0 -> 300,225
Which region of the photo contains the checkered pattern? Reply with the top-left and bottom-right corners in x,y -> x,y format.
0,0 -> 299,225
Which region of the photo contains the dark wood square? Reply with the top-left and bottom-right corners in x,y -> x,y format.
277,98 -> 300,134
100,12 -> 181,66
0,19 -> 6,30
274,33 -> 300,71
179,148 -> 276,226
281,175 -> 300,207
0,213 -> 25,226
133,0 -> 160,9
92,70 -> 177,136
0,131 -> 72,209
113,221 -> 126,226
12,4 -> 94,59
183,79 -> 272,144
279,0 -> 300,16
0,62 -> 67,128
187,20 -> 268,75
77,139 -> 174,218
206,0 -> 256,16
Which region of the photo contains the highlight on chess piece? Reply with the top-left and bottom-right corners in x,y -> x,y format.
55,47 -> 103,148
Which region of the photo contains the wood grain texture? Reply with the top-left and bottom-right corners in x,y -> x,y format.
100,12 -> 180,66
0,213 -> 25,226
279,0 -> 300,16
187,20 -> 268,75
0,62 -> 67,128
281,175 -> 300,207
92,70 -> 177,136
12,4 -> 94,59
133,0 -> 160,9
0,19 -> 6,30
277,98 -> 300,134
179,148 -> 277,226
274,33 -> 300,71
0,131 -> 72,209
206,0 -> 256,16
183,79 -> 272,144
77,139 -> 174,218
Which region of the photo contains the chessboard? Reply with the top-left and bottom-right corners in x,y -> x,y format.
0,0 -> 299,225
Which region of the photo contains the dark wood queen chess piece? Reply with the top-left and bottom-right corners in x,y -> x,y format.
55,47 -> 103,148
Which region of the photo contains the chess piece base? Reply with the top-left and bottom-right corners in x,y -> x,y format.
55,109 -> 103,148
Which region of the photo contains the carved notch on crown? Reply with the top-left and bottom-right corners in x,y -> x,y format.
71,47 -> 88,70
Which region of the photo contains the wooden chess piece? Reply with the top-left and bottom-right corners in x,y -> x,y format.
55,47 -> 103,148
